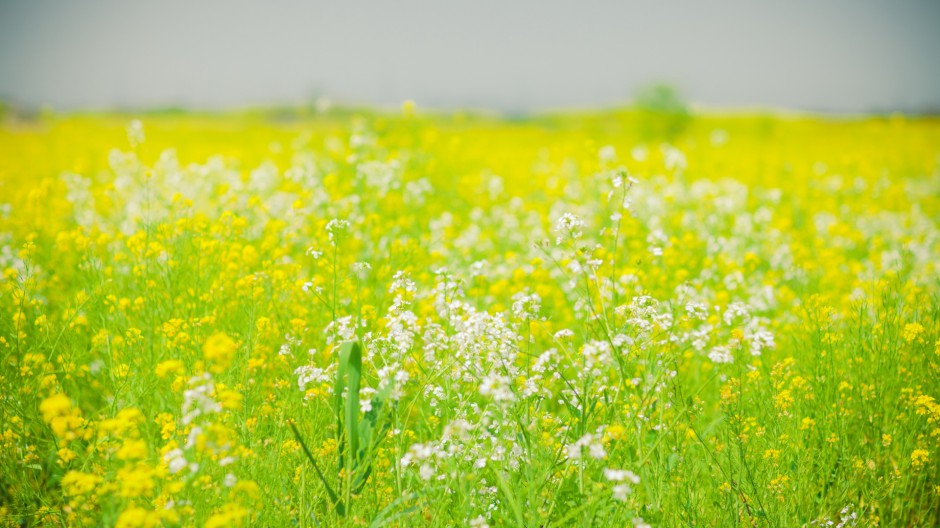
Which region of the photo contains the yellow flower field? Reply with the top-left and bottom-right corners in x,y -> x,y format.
1,109 -> 939,526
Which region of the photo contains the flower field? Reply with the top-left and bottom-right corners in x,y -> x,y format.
1,109 -> 939,527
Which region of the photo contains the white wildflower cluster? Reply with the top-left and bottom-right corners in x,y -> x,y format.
554,212 -> 585,244
661,144 -> 687,172
126,119 -> 145,148
566,428 -> 608,461
511,290 -> 542,320
351,261 -> 372,278
404,177 -> 433,205
375,364 -> 410,402
432,268 -> 464,316
400,413 -> 525,487
325,218 -> 350,245
61,173 -> 96,228
324,315 -> 356,345
746,328 -> 775,356
523,348 -> 560,398
181,373 -> 221,426
294,365 -> 330,394
685,301 -> 709,320
389,270 -> 417,297
478,373 -> 514,403
581,340 -> 613,373
383,276 -> 420,357
167,372 -> 240,479
708,346 -> 734,365
469,515 -> 490,528
356,159 -> 402,196
723,302 -> 751,325
400,442 -> 442,481
811,504 -> 859,528
604,468 -> 641,502
646,227 -> 668,257
163,447 -> 196,475
610,168 -> 638,190
279,334 -> 302,356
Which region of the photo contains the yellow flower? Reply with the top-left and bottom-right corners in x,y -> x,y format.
203,332 -> 237,373
39,393 -> 72,423
902,323 -> 925,344
115,506 -> 163,528
205,503 -> 249,528
57,447 -> 78,464
117,439 -> 148,461
116,464 -> 155,498
40,393 -> 85,439
155,413 -> 177,440
60,471 -> 102,496
218,389 -> 243,410
911,449 -> 930,468
155,359 -> 185,378
231,480 -> 261,501
605,424 -> 626,441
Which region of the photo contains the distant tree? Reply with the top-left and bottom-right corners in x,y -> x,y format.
634,83 -> 692,140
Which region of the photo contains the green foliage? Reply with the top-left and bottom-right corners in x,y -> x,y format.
293,340 -> 395,519
634,83 -> 692,140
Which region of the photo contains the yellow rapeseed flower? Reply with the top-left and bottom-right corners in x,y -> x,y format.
203,332 -> 237,373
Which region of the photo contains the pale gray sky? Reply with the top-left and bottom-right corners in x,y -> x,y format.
1,0 -> 938,113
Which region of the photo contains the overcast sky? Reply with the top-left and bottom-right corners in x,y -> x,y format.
1,0 -> 938,113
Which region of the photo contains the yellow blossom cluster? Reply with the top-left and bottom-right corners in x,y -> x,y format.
0,109 -> 938,526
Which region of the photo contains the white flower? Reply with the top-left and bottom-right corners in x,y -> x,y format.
126,120 -> 145,147
181,374 -> 221,425
612,483 -> 632,502
685,301 -> 709,320
419,463 -> 434,480
723,302 -> 751,325
479,373 -> 515,403
747,329 -> 775,356
631,145 -> 648,162
708,346 -> 734,365
325,219 -> 350,245
352,261 -> 372,278
294,365 -> 329,392
469,516 -> 490,528
164,448 -> 188,474
566,432 -> 607,461
554,213 -> 585,243
389,270 -> 417,295
511,291 -> 541,320
582,340 -> 613,370
604,468 -> 640,484
662,144 -> 687,171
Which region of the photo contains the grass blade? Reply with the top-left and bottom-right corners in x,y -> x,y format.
288,419 -> 345,516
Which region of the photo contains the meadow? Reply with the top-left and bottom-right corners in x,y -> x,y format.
1,107 -> 939,527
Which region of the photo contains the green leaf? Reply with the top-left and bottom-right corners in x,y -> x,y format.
340,341 -> 363,470
288,419 -> 345,516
